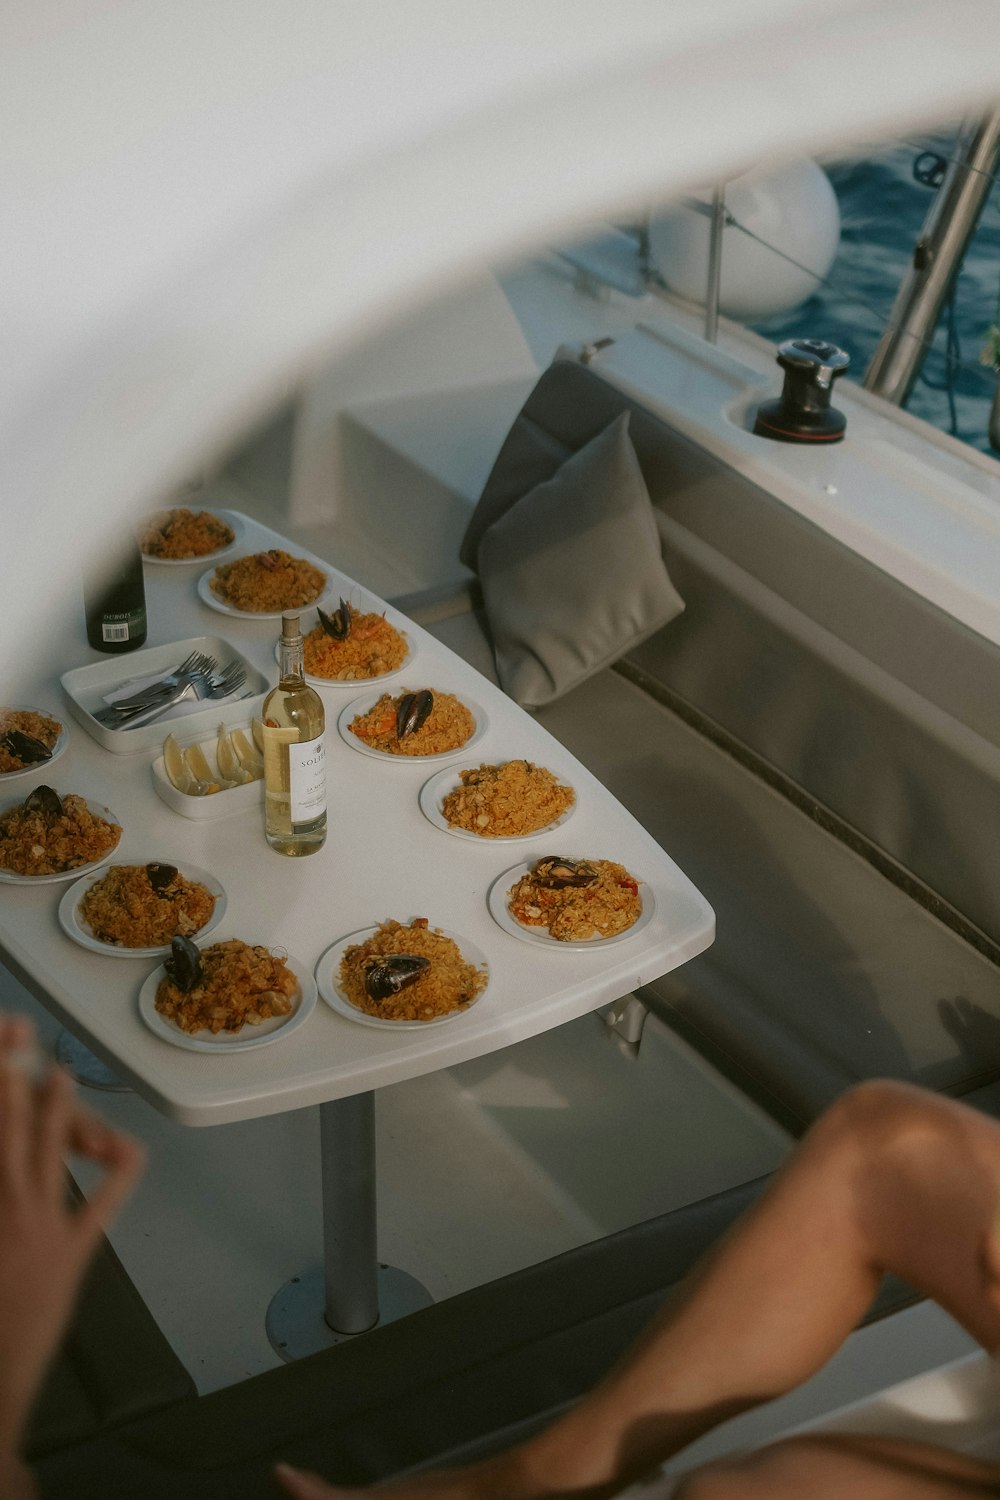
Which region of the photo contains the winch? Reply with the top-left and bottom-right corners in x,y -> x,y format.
753,338 -> 850,443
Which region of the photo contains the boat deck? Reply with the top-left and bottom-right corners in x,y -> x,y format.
8,255 -> 1000,1480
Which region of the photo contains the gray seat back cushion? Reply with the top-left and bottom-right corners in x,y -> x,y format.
477,412 -> 684,707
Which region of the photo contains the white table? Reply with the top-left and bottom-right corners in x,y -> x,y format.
0,511 -> 714,1353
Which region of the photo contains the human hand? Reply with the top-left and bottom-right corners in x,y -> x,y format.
0,1015 -> 145,1460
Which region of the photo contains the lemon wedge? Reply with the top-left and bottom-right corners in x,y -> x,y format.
184,742 -> 216,783
217,724 -> 254,784
230,727 -> 264,780
216,724 -> 242,781
183,741 -> 232,794
163,733 -> 197,795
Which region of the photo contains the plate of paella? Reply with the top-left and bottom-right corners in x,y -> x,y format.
58,860 -> 226,958
0,787 -> 121,884
338,687 -> 487,762
487,855 -> 654,948
316,918 -> 490,1030
138,936 -> 316,1052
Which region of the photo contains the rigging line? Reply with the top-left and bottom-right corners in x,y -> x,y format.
716,211 -> 997,390
671,198 -> 896,336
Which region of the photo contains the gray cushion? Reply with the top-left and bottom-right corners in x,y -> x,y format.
459,412 -> 571,571
477,414 -> 685,708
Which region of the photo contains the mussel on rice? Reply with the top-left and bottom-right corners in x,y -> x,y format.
24,785 -> 62,819
531,856 -> 600,889
317,598 -> 352,640
364,953 -> 430,1001
1,729 -> 53,765
145,862 -> 178,893
396,689 -> 433,740
164,933 -> 203,993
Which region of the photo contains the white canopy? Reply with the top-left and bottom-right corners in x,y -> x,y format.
3,0 -> 999,665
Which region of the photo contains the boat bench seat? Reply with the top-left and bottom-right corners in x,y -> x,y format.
395,356 -> 1000,1134
32,1174 -> 916,1497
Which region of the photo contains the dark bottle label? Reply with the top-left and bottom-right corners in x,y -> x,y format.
97,608 -> 146,646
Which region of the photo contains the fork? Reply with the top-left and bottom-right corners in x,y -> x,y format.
91,658 -> 216,728
205,660 -> 246,697
107,651 -> 218,713
111,660 -> 247,730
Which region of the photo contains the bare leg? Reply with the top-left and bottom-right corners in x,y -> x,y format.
0,1015 -> 144,1500
274,1079 -> 1000,1499
675,1433 -> 1000,1498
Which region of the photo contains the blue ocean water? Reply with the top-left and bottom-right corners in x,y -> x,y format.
751,131 -> 1000,456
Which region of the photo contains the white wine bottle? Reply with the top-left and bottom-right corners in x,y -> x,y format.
261,613 -> 326,856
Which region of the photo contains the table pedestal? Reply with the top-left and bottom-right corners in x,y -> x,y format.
265,1092 -> 433,1360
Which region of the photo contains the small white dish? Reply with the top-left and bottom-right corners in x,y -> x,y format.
58,862 -> 227,957
138,946 -> 316,1052
0,708 -> 69,781
197,563 -> 332,620
151,722 -> 264,821
316,926 -> 490,1030
337,689 -> 487,763
0,797 -> 121,885
275,629 -> 413,687
139,508 -> 243,565
418,763 -> 576,843
487,860 -> 654,949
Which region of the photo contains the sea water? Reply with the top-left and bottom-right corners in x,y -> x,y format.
752,129 -> 1000,456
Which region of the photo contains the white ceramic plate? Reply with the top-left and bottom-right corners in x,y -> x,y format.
275,628 -> 413,687
197,562 -> 332,620
58,861 -> 227,957
418,763 -> 577,843
316,926 -> 490,1030
0,708 -> 68,781
139,508 -> 243,565
337,689 -> 487,762
0,797 -> 121,885
138,946 -> 316,1052
487,860 -> 654,949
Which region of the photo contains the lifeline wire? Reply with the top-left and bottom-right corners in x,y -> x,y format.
645,123 -> 1000,403
687,184 -> 998,402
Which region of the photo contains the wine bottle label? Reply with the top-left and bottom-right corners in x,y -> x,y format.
288,734 -> 326,824
100,609 -> 145,644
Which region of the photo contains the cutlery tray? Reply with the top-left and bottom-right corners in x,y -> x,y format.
61,635 -> 269,754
